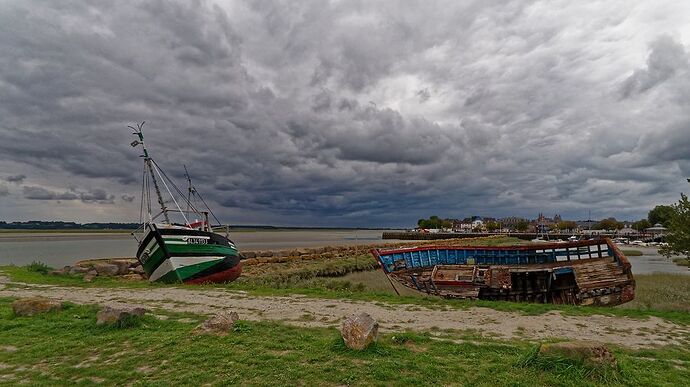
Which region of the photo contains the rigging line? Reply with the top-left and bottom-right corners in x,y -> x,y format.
151,159 -> 203,216
150,161 -> 190,225
194,190 -> 222,227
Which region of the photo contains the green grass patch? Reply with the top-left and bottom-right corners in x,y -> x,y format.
620,249 -> 644,256
673,258 -> 690,267
1,299 -> 688,386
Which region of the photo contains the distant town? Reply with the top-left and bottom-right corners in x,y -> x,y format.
413,208 -> 671,237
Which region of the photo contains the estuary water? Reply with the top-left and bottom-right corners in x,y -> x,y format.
0,229 -> 400,267
0,232 -> 687,276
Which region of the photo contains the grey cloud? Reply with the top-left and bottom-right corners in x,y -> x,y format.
5,174 -> 25,184
23,186 -> 114,204
23,186 -> 79,201
620,36 -> 688,98
1,1 -> 689,226
0,184 -> 8,197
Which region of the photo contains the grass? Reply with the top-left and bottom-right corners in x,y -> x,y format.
620,249 -> 644,256
1,299 -> 688,386
673,258 -> 690,267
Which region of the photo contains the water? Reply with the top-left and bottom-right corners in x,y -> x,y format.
0,230 -> 399,267
621,246 -> 689,276
1,233 -> 688,276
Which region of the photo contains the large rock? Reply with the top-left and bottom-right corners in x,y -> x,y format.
93,263 -> 119,276
111,260 -> 131,275
340,313 -> 379,350
12,297 -> 62,316
539,341 -> 617,366
129,265 -> 145,275
96,306 -> 148,326
199,311 -> 239,335
69,265 -> 90,275
242,251 -> 256,259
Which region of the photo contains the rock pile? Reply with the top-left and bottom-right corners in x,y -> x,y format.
50,259 -> 147,282
340,312 -> 379,350
12,297 -> 62,316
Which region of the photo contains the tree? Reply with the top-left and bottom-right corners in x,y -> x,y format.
556,221 -> 578,231
632,219 -> 651,232
648,205 -> 674,227
593,218 -> 623,231
485,221 -> 501,232
659,193 -> 690,258
515,220 -> 529,232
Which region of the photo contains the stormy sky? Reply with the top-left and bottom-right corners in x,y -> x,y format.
1,1 -> 689,227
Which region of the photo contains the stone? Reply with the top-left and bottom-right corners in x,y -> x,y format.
96,306 -> 148,326
121,274 -> 144,281
69,265 -> 90,275
111,260 -> 131,275
296,249 -> 310,256
258,251 -> 273,257
93,263 -> 120,276
83,270 -> 98,283
539,341 -> 617,367
129,265 -> 145,275
242,251 -> 256,259
340,312 -> 379,350
199,311 -> 239,334
49,266 -> 69,276
12,297 -> 62,316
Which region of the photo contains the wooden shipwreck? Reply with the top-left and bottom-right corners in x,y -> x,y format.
371,238 -> 635,306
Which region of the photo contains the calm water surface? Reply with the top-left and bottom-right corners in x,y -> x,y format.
0,230 -> 399,267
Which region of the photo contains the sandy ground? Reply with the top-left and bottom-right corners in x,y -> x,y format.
1,273 -> 687,349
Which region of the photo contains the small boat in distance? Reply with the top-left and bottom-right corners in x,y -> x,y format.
128,122 -> 241,284
371,238 -> 635,306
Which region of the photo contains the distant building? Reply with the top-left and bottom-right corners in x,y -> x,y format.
646,223 -> 668,236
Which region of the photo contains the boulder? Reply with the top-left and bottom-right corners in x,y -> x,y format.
340,313 -> 379,350
199,311 -> 239,334
12,297 -> 62,316
69,265 -> 90,275
539,341 -> 617,367
111,260 -> 131,275
83,270 -> 98,283
258,251 -> 273,257
129,265 -> 145,275
96,306 -> 148,326
93,263 -> 119,276
242,251 -> 256,259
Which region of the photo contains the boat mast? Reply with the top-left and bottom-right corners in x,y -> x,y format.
129,122 -> 170,224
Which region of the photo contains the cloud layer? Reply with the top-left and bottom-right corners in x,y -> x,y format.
1,0 -> 690,226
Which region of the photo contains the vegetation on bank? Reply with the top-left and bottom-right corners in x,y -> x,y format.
619,249 -> 643,256
1,299 -> 689,386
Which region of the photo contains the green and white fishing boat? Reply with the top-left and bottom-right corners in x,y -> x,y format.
129,122 -> 242,284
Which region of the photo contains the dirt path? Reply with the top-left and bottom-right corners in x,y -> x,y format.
1,275 -> 687,349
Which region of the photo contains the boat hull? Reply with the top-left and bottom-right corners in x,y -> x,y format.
136,225 -> 242,284
371,238 -> 635,306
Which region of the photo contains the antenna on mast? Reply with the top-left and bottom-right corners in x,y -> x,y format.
129,122 -> 170,224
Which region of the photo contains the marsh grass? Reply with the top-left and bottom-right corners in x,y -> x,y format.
1,299 -> 688,386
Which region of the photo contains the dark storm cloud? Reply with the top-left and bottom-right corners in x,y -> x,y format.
5,174 -> 25,184
1,1 -> 689,225
23,186 -> 114,204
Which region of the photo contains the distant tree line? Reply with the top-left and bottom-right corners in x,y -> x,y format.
417,216 -> 453,229
0,221 -> 139,230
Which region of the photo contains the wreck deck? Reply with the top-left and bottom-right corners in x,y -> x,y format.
371,238 -> 635,306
